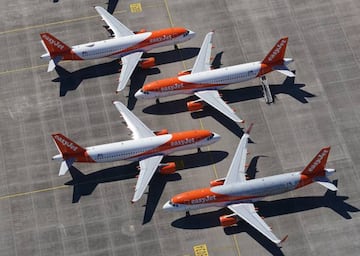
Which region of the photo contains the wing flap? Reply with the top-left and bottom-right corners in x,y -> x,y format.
132,155 -> 164,202
228,203 -> 281,244
113,101 -> 155,139
194,90 -> 243,122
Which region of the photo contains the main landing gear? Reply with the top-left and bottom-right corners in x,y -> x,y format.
260,76 -> 273,104
186,211 -> 190,217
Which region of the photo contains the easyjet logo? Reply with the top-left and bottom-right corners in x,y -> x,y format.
191,195 -> 216,204
150,35 -> 172,44
160,83 -> 184,92
307,149 -> 328,173
42,34 -> 65,50
171,138 -> 195,147
267,39 -> 287,62
54,135 -> 78,152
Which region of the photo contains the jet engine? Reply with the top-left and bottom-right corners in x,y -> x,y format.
209,178 -> 225,187
139,57 -> 156,69
154,129 -> 169,136
187,100 -> 204,112
134,29 -> 147,34
219,213 -> 240,227
158,162 -> 176,174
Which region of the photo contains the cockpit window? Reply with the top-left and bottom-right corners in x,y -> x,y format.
169,201 -> 179,207
183,30 -> 190,37
207,133 -> 215,140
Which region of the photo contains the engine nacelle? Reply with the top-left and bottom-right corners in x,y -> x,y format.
210,178 -> 225,187
177,69 -> 192,76
158,162 -> 176,174
139,57 -> 156,69
154,129 -> 169,136
219,214 -> 240,227
187,101 -> 204,112
134,29 -> 147,34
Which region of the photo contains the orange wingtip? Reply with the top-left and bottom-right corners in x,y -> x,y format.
280,235 -> 289,244
245,123 -> 254,134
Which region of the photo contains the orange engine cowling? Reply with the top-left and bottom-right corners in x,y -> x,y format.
210,178 -> 225,187
187,101 -> 204,112
139,57 -> 156,69
159,162 -> 176,174
134,29 -> 147,34
177,69 -> 192,76
219,214 -> 240,227
154,129 -> 169,136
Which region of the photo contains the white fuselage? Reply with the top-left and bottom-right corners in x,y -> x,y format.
52,132 -> 220,163
164,171 -> 304,211
135,58 -> 294,99
41,31 -> 194,61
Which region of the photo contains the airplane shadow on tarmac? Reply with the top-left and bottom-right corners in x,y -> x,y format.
51,47 -> 200,98
142,73 -> 315,138
64,150 -> 228,220
171,180 -> 359,255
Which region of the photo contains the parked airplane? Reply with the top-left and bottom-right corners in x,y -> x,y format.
135,33 -> 295,122
51,101 -> 220,202
163,124 -> 337,245
40,6 -> 195,92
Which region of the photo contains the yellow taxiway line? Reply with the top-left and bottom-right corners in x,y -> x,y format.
0,185 -> 68,201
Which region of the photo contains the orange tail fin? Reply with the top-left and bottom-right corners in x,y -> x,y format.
261,37 -> 288,65
300,147 -> 331,177
40,33 -> 71,57
51,133 -> 85,158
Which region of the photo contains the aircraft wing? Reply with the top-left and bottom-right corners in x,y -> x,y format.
132,155 -> 164,202
117,52 -> 143,92
228,203 -> 282,245
194,90 -> 243,123
95,6 -> 134,37
113,101 -> 155,139
223,124 -> 252,185
191,31 -> 214,74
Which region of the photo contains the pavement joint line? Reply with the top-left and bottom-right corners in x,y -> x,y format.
0,185 -> 68,200
163,3 -> 239,255
0,10 -> 127,35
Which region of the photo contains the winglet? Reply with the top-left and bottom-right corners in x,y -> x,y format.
278,235 -> 288,247
245,123 -> 254,134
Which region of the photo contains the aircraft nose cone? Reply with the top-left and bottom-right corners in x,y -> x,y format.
162,201 -> 172,211
134,89 -> 144,99
213,132 -> 221,142
188,30 -> 196,38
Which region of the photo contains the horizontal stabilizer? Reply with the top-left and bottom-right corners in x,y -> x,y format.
59,158 -> 75,176
313,177 -> 338,191
48,56 -> 62,72
272,65 -> 295,77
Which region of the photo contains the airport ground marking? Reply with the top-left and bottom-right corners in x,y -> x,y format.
130,3 -> 143,13
232,235 -> 242,256
193,244 -> 209,256
0,185 -> 68,201
0,10 -> 126,35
